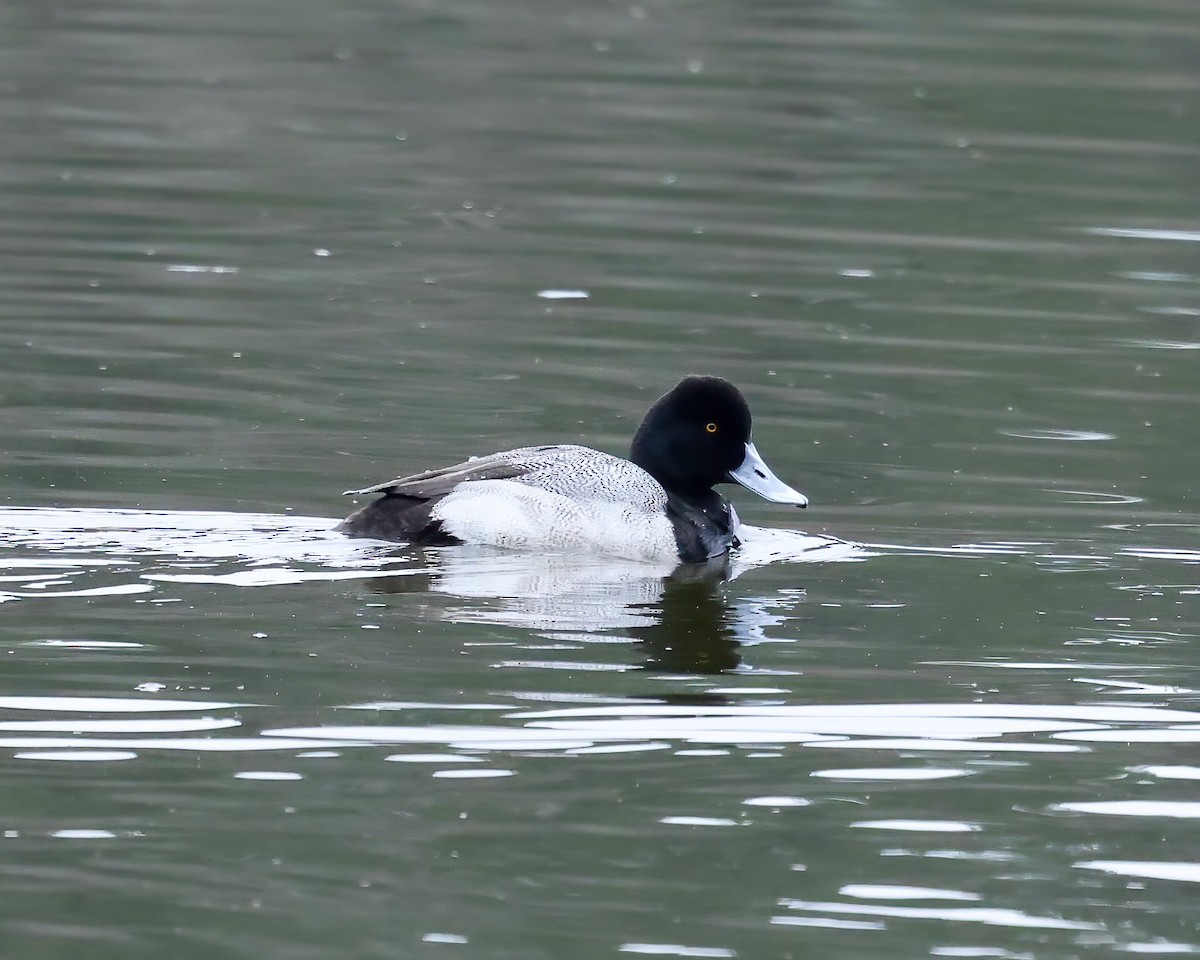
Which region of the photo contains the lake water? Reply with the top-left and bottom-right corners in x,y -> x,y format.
1,0 -> 1199,957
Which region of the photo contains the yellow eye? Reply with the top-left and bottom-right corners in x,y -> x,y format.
705,422 -> 718,434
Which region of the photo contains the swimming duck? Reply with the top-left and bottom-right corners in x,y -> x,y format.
338,375 -> 807,563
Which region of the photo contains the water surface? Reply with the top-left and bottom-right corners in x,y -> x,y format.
1,0 -> 1199,957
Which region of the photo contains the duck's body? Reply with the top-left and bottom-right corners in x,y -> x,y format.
338,376 -> 807,564
339,444 -> 722,563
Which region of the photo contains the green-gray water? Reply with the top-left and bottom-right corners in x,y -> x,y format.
2,0 -> 1198,957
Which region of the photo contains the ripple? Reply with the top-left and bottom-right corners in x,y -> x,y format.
0,696 -> 245,713
1084,227 -> 1200,242
1080,680 -> 1198,696
430,768 -> 514,779
1052,801 -> 1200,819
385,753 -> 484,764
840,884 -> 981,901
1055,729 -> 1200,743
0,717 -> 239,733
777,899 -> 1098,930
1116,271 -> 1197,282
812,768 -> 972,780
1119,547 -> 1200,563
258,701 -> 1200,761
851,820 -> 980,833
619,946 -> 736,958
3,583 -> 155,600
809,738 -> 1077,753
771,916 -> 886,931
1129,765 -> 1200,780
1051,489 -> 1142,505
0,507 -> 866,628
1075,861 -> 1200,883
0,736 -> 361,752
22,639 -> 146,650
0,697 -> 1187,764
659,817 -> 740,827
567,742 -> 672,755
51,829 -> 119,840
165,263 -> 238,274
1121,339 -> 1200,351
742,796 -> 812,808
999,428 -> 1115,442
14,750 -> 138,762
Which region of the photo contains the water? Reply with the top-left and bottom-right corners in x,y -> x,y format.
2,0 -> 1199,956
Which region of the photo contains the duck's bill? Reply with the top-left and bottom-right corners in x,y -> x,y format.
728,442 -> 808,507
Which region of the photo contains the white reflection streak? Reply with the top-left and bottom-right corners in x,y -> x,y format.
0,737 -> 364,752
1052,801 -> 1200,818
840,884 -> 980,901
777,899 -> 1100,930
1120,547 -> 1200,563
1074,678 -> 1198,695
0,506 -> 414,598
1048,489 -> 1142,505
0,717 -> 239,733
1130,765 -> 1200,780
144,568 -> 418,587
5,584 -> 155,599
526,715 -> 1090,739
1084,226 -> 1200,242
262,698 -> 1198,753
2,696 -> 1192,758
0,696 -> 247,712
813,768 -> 972,780
809,737 -> 1077,753
851,820 -> 978,833
510,703 -> 1200,723
16,750 -> 138,761
1054,728 -> 1200,743
770,916 -> 885,931
1075,860 -> 1200,883
618,944 -> 735,958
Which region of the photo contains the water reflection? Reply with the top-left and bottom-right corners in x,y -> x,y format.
366,548 -> 743,672
4,695 -> 1200,759
0,505 -> 865,672
363,531 -> 866,673
630,572 -> 741,674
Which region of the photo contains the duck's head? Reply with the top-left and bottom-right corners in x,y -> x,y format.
630,375 -> 808,506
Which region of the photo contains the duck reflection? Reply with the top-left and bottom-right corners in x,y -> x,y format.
358,529 -> 859,674
629,567 -> 741,674
362,547 -> 746,673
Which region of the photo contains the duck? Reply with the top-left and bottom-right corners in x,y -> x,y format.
337,375 -> 807,564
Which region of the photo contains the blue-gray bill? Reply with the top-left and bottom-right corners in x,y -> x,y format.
728,441 -> 808,507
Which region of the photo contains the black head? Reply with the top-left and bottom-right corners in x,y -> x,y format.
630,376 -> 754,498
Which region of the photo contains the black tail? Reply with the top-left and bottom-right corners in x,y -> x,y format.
337,495 -> 461,545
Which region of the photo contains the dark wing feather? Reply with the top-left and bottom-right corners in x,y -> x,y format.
337,446 -> 559,544
342,446 -> 557,498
